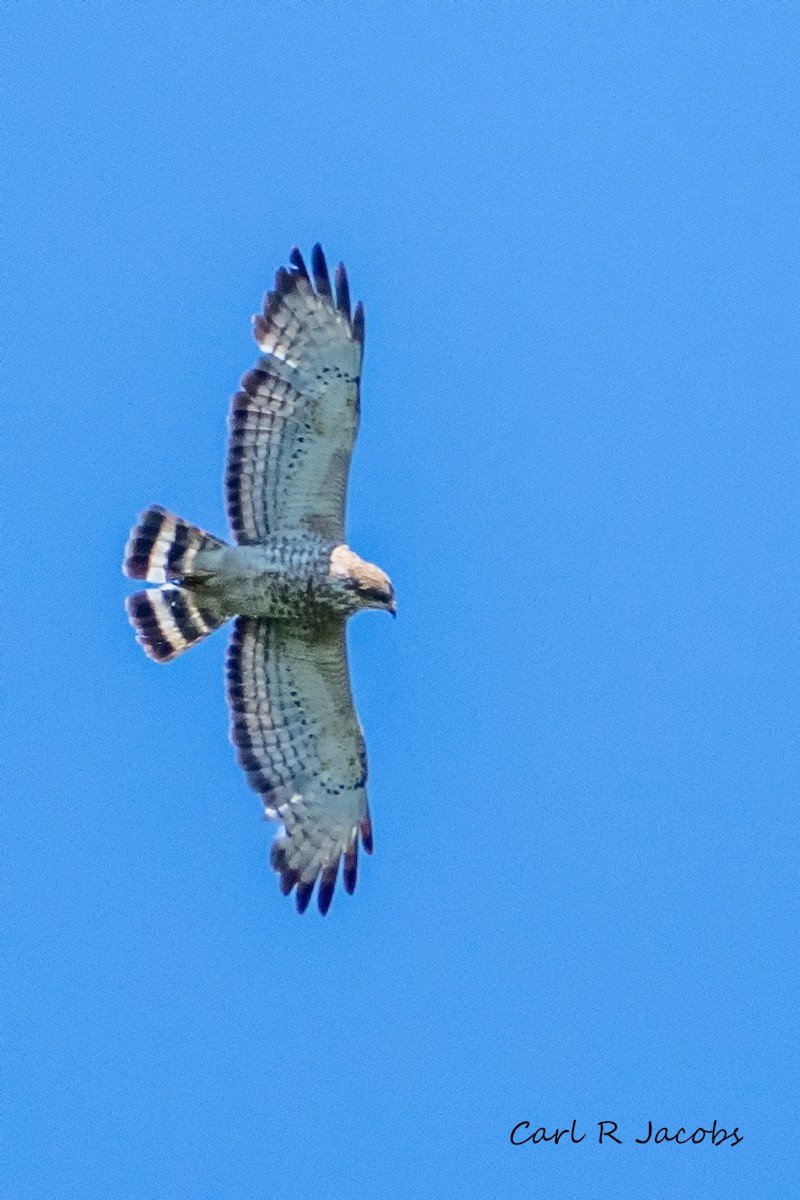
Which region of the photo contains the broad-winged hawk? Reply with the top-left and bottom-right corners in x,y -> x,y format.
123,246 -> 394,914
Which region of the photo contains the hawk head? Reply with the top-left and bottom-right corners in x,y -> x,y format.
329,546 -> 396,615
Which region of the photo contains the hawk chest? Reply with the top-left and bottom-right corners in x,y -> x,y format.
207,536 -> 344,620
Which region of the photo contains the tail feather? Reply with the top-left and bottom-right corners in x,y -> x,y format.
123,505 -> 226,584
126,587 -> 226,662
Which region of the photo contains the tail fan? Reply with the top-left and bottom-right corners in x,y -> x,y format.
126,586 -> 226,663
123,506 -> 226,584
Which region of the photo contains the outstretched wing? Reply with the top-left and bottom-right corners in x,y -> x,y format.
226,617 -> 373,914
226,244 -> 364,545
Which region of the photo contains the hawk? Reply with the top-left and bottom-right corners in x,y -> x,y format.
123,245 -> 394,914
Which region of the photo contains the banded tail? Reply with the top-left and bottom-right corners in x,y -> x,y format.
123,505 -> 226,584
126,587 -> 225,662
123,506 -> 228,662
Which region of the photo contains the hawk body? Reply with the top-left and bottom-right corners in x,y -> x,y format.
189,535 -> 345,620
123,245 -> 394,914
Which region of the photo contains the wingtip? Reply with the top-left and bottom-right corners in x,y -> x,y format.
343,840 -> 358,895
352,300 -> 365,346
268,245 -> 362,341
273,265 -> 298,297
279,870 -> 299,897
310,242 -> 332,297
334,262 -> 351,319
288,246 -> 309,279
295,881 -> 314,914
317,860 -> 339,915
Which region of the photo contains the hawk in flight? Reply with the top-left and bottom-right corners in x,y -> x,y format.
123,245 -> 394,914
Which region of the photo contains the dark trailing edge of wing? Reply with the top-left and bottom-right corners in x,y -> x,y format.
228,620 -> 372,916
239,367 -> 269,397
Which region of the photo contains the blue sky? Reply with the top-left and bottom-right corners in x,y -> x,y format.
3,3 -> 797,1197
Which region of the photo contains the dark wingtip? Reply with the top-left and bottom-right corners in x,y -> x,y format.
279,869 -> 299,897
296,881 -> 314,914
334,263 -> 351,319
352,300 -> 365,346
317,861 -> 339,915
274,265 -> 297,296
310,243 -> 332,298
289,246 -> 309,279
270,839 -> 294,894
343,840 -> 358,894
360,815 -> 373,855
